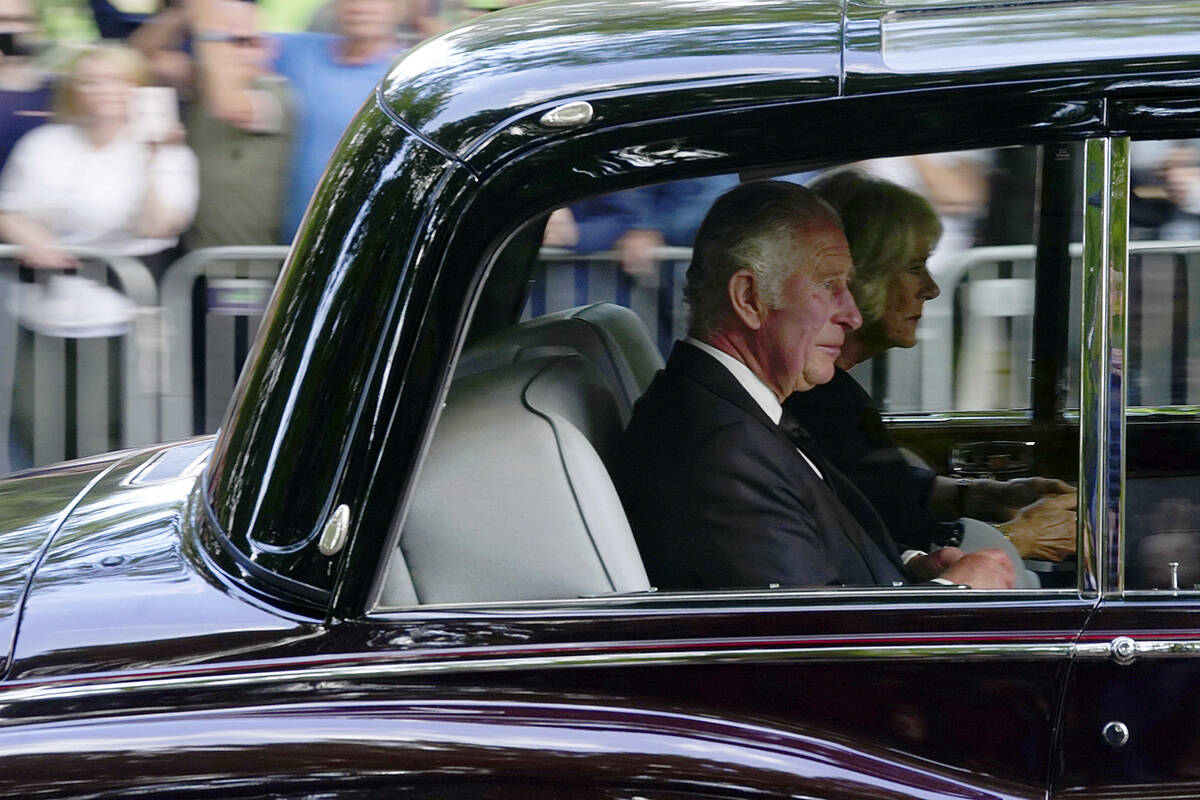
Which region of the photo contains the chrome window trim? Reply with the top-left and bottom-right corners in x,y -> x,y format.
368,587 -> 1082,615
880,410 -> 1032,425
1110,137 -> 1130,597
1079,135 -> 1128,597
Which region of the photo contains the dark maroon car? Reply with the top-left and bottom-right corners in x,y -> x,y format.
2,0 -> 1200,796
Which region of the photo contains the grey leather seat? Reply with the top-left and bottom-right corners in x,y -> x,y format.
386,353 -> 650,606
456,303 -> 664,423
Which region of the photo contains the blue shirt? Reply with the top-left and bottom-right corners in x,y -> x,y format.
274,32 -> 403,241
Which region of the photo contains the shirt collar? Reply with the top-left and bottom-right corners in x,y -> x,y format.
684,337 -> 782,425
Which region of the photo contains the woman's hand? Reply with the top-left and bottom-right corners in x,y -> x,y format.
969,476 -> 1074,522
996,491 -> 1078,561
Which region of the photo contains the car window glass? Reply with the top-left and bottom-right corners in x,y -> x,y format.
1122,137 -> 1200,592
380,144 -> 1085,609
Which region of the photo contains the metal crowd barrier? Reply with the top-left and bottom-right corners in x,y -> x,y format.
532,241 -> 1200,414
0,245 -> 158,473
528,247 -> 694,355
159,245 -> 290,441
3,239 -> 1199,475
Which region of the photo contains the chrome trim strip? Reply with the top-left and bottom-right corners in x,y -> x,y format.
1076,638 -> 1200,661
1079,135 -> 1128,597
1109,136 -> 1130,596
1126,405 -> 1200,417
1079,137 -> 1108,597
373,586 -> 1089,614
0,642 -> 1075,709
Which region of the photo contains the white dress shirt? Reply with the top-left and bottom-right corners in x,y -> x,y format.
684,338 -> 930,574
684,337 -> 823,478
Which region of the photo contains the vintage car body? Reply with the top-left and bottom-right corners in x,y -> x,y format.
2,0 -> 1200,796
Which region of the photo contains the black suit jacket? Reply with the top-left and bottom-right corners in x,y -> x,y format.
613,342 -> 907,591
783,368 -> 960,551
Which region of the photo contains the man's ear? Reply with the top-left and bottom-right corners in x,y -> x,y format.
727,268 -> 767,330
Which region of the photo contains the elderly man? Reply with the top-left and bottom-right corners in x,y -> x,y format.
613,180 -> 1013,590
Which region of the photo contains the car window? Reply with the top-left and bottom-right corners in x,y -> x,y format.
530,146 -> 1081,415
1121,137 -> 1200,592
378,143 -> 1087,608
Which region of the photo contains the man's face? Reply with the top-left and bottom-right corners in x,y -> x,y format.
758,222 -> 861,397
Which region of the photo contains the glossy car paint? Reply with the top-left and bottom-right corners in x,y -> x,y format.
0,0 -> 1198,797
0,450 -> 127,676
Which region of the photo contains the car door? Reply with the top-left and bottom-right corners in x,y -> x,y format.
354,138 -> 1105,798
1056,124 -> 1200,797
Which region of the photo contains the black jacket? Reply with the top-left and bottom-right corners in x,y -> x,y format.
783,368 -> 959,551
613,342 -> 906,591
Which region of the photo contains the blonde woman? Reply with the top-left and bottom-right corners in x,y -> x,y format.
0,43 -> 197,276
784,169 -> 1075,566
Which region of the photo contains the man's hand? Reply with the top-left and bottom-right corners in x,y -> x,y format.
906,546 -> 964,582
970,476 -> 1074,522
937,548 -> 1015,589
996,491 -> 1077,561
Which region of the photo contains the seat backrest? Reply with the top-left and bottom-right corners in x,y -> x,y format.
386,353 -> 650,606
456,303 -> 664,422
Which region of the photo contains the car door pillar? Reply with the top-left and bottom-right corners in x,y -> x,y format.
1080,134 -> 1130,596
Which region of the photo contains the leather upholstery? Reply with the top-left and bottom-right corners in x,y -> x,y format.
389,353 -> 650,605
456,303 -> 664,422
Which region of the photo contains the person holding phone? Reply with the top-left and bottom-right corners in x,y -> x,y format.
0,43 -> 198,274
185,0 -> 294,249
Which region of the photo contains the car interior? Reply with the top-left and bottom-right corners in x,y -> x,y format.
378,135 -> 1200,608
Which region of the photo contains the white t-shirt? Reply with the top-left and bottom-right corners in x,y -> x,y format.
0,123 -> 198,256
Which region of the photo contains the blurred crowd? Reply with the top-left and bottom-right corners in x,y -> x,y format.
0,0 -> 1197,280
0,0 -> 544,279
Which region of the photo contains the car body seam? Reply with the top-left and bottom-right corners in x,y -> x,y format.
375,81 -> 478,178
3,454 -> 132,682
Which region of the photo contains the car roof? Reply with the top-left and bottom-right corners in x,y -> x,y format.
380,0 -> 1200,161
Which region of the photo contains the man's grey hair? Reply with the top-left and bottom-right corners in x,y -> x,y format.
684,180 -> 842,340
808,169 -> 941,325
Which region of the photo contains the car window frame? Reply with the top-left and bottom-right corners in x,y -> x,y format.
363,136 -> 1127,619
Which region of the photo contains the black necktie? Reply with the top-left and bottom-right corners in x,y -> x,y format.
778,407 -> 902,569
778,408 -> 835,480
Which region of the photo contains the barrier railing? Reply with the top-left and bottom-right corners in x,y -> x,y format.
2,239 -> 1198,474
0,245 -> 158,473
159,245 -> 290,441
531,241 -> 1200,413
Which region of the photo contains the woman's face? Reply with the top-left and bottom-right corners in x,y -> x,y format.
74,55 -> 133,124
874,239 -> 940,349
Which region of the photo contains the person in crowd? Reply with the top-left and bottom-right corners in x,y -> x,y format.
547,176 -> 739,276
87,0 -> 160,40
0,0 -> 53,173
0,43 -> 198,274
783,169 -> 1076,564
273,0 -> 407,240
613,180 -> 1015,590
860,151 -> 991,275
126,0 -> 201,97
306,0 -> 433,44
185,0 -> 293,249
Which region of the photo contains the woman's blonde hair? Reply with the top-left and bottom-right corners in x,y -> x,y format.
808,169 -> 941,325
53,43 -> 149,124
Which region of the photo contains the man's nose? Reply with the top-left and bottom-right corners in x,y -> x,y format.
836,288 -> 862,330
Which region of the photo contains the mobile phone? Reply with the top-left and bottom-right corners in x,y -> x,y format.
130,85 -> 179,144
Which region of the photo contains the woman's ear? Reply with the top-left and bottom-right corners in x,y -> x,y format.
727,268 -> 766,330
